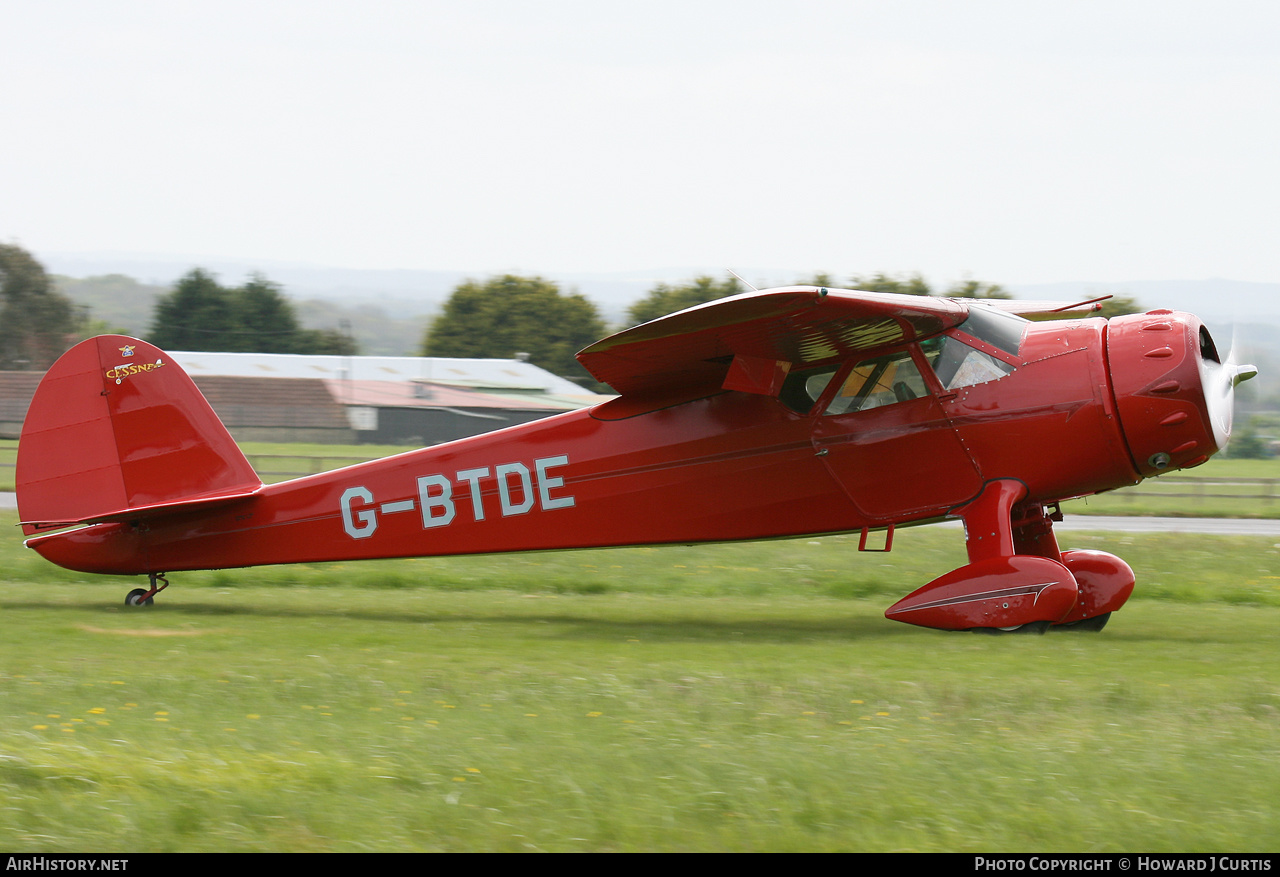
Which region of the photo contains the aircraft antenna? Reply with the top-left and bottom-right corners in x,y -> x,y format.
727,269 -> 758,292
1050,294 -> 1112,313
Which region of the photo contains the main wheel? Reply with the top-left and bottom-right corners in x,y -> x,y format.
971,621 -> 1050,635
125,588 -> 154,607
1052,612 -> 1111,632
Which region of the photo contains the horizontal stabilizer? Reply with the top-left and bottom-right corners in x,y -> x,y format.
21,485 -> 263,532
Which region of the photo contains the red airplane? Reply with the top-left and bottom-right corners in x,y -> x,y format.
14,287 -> 1256,633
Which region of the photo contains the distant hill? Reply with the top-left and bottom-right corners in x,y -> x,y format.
39,252 -> 736,324
50,268 -> 432,357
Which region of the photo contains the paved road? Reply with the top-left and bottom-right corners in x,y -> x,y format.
4,492 -> 1279,536
1054,515 -> 1280,536
932,515 -> 1280,536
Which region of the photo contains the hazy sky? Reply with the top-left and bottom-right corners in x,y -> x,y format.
4,0 -> 1278,286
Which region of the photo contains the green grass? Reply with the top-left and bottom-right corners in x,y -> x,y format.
2,515 -> 1278,852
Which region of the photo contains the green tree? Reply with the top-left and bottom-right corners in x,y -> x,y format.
626,275 -> 742,327
848,272 -> 932,296
423,275 -> 607,381
1099,295 -> 1143,319
946,279 -> 1013,299
797,272 -> 838,288
234,275 -> 304,351
149,269 -> 238,350
149,269 -> 356,354
293,328 -> 359,355
0,244 -> 80,369
1223,417 -> 1271,459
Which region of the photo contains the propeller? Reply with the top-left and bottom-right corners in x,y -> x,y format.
1199,324 -> 1257,452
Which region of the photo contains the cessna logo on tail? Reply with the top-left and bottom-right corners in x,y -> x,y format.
341,454 -> 575,539
105,359 -> 165,385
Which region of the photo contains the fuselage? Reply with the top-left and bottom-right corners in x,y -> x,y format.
27,308 -> 1224,577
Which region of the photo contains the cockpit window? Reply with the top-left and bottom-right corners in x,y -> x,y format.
956,305 -> 1027,355
824,350 -> 929,415
922,334 -> 1015,390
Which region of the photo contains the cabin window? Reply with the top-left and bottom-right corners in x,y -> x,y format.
823,350 -> 929,416
922,334 -> 1015,390
779,365 -> 839,414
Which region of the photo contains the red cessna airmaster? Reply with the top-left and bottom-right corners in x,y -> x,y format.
16,287 -> 1256,632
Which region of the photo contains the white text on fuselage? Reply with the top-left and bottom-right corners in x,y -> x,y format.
340,455 -> 575,539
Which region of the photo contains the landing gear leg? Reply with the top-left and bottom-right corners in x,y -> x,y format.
125,573 -> 168,607
885,480 -> 1079,631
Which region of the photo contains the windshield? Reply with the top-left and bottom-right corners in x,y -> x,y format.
956,305 -> 1027,355
921,334 -> 1015,390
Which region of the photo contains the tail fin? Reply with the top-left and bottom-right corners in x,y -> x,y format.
17,336 -> 262,534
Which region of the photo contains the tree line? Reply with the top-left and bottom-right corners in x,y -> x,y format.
2,242 -> 1140,381
0,245 -> 357,369
149,269 -> 355,355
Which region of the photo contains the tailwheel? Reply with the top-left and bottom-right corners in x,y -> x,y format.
124,573 -> 169,608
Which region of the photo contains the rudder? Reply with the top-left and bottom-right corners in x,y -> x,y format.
17,336 -> 261,534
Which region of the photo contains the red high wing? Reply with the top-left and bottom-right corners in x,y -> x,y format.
578,287 -> 969,396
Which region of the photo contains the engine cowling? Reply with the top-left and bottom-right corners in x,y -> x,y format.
1106,311 -> 1255,477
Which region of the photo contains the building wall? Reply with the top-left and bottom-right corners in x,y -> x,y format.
361,407 -> 562,446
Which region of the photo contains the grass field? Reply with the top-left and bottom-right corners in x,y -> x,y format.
2,514 -> 1277,852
